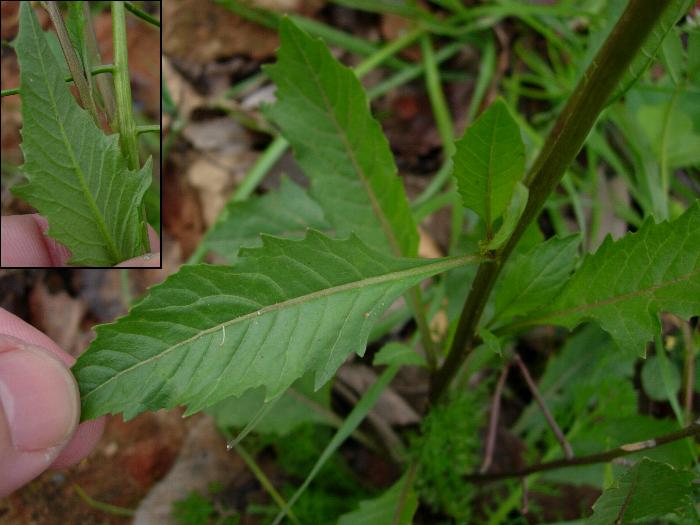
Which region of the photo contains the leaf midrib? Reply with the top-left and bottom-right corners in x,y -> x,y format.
80,253 -> 480,402
27,10 -> 121,263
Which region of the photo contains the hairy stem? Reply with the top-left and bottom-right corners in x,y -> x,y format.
429,0 -> 675,403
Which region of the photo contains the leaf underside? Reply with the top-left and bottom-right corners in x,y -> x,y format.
264,18 -> 417,257
538,202 -> 700,355
73,231 -> 477,421
11,3 -> 150,266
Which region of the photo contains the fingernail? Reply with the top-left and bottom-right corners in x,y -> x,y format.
0,337 -> 79,452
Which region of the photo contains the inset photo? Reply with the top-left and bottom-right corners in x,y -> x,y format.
0,1 -> 160,268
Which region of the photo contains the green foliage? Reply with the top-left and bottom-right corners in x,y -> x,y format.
72,7 -> 699,524
74,231 -> 479,420
491,233 -> 581,326
535,203 -> 700,355
11,2 -> 151,265
409,388 -> 485,522
172,483 -> 239,525
206,373 -> 333,436
444,219 -> 543,321
268,424 -> 371,524
271,364 -> 401,525
633,93 -> 700,170
641,353 -> 682,402
514,326 -> 635,439
452,98 -> 525,234
586,458 -> 694,525
173,492 -> 215,525
204,177 -> 330,263
337,473 -> 418,525
480,181 -> 529,251
65,1 -> 86,65
373,342 -> 427,368
264,18 -> 418,257
606,0 -> 693,104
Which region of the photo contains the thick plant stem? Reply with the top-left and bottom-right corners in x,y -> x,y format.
111,1 -> 148,253
429,0 -> 675,403
111,1 -> 139,170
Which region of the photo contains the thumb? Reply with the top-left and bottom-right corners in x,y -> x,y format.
0,335 -> 80,496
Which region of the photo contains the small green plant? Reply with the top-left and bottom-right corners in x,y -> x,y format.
3,2 -> 159,266
172,482 -> 240,525
409,388 -> 485,523
261,424 -> 372,524
77,0 -> 698,522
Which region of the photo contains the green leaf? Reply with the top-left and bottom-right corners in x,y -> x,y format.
11,2 -> 150,266
689,29 -> 700,80
480,181 -> 529,252
44,31 -> 70,77
660,29 -> 684,85
586,458 -> 694,525
373,342 -> 427,368
514,325 -> 634,437
337,473 -> 418,525
575,415 -> 693,473
206,373 -> 332,436
477,327 -> 502,356
534,202 -> 700,355
641,354 -> 681,402
452,98 -> 525,233
263,18 -> 418,256
73,231 -> 480,420
607,0 -> 693,104
491,234 -> 580,325
636,102 -> 700,169
204,176 -> 330,263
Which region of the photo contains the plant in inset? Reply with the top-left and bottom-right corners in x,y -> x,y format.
77,0 -> 698,522
4,2 -> 160,266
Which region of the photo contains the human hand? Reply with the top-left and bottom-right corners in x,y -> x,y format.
0,308 -> 105,497
0,214 -> 160,267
